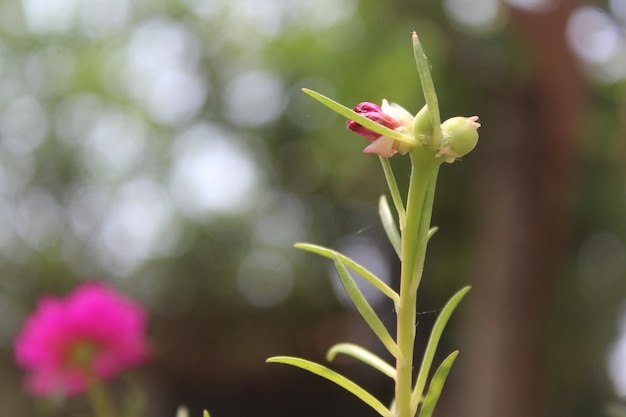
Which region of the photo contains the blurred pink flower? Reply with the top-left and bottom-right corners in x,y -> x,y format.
14,282 -> 150,397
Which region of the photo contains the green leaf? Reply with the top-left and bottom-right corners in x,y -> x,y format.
417,351 -> 459,417
379,195 -> 402,258
203,411 -> 210,417
302,88 -> 416,146
267,356 -> 392,417
410,165 -> 440,294
332,255 -> 401,357
411,286 -> 470,414
379,157 -> 406,224
411,32 -> 442,145
427,226 -> 438,240
295,243 -> 399,304
327,343 -> 396,380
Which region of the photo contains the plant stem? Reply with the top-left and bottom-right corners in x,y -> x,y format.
87,377 -> 117,417
394,148 -> 441,417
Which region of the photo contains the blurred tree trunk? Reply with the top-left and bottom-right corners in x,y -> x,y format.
448,2 -> 586,417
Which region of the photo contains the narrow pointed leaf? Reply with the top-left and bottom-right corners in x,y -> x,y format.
302,88 -> 416,146
379,195 -> 402,258
327,343 -> 396,380
379,157 -> 406,222
427,226 -> 438,240
332,255 -> 401,357
417,351 -> 459,417
409,165 -> 440,294
295,243 -> 399,304
411,32 -> 441,145
267,356 -> 392,417
411,286 -> 470,414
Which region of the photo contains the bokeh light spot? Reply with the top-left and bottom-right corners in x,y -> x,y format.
0,147 -> 35,194
504,0 -> 557,13
76,0 -> 131,38
54,93 -> 104,145
223,70 -> 285,128
566,6 -> 626,83
610,0 -> 626,26
608,306 -> 626,397
567,7 -> 622,66
80,109 -> 147,181
444,0 -> 504,32
169,123 -> 265,218
237,250 -> 293,308
0,95 -> 48,155
125,19 -> 207,126
22,0 -> 76,34
98,179 -> 180,277
252,192 -> 310,248
14,186 -> 63,249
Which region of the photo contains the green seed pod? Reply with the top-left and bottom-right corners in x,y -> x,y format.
438,116 -> 480,163
412,104 -> 433,145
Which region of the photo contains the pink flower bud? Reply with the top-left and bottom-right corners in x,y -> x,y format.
347,102 -> 402,141
346,100 -> 414,158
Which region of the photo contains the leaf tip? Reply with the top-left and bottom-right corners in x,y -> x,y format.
325,345 -> 341,362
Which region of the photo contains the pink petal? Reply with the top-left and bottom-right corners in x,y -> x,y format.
363,136 -> 398,158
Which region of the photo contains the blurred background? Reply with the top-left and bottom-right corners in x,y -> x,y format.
0,0 -> 625,416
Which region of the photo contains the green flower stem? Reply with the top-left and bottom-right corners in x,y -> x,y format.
286,33 -> 462,417
401,149 -> 441,301
394,148 -> 442,417
394,35 -> 445,417
86,377 -> 117,417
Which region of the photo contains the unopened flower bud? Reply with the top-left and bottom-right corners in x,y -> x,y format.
346,100 -> 415,158
412,104 -> 433,144
347,102 -> 401,141
437,116 -> 480,163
